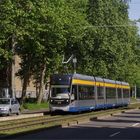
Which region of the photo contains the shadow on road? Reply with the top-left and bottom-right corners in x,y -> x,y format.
90,118 -> 140,123
4,125 -> 140,139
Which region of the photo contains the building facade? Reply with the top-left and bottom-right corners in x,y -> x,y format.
0,55 -> 37,98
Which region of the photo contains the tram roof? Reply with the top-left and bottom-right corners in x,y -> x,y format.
103,78 -> 116,84
73,74 -> 117,84
51,73 -> 129,85
94,77 -> 104,82
72,73 -> 95,81
116,81 -> 122,85
73,73 -> 118,83
121,81 -> 129,86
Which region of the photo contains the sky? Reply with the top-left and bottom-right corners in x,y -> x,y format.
128,0 -> 140,20
128,0 -> 140,31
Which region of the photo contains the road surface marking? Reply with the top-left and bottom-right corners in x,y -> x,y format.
132,123 -> 139,127
109,131 -> 120,137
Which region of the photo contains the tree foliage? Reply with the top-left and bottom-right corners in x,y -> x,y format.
77,0 -> 140,84
0,0 -> 140,103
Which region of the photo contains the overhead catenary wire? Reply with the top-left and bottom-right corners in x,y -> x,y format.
84,24 -> 138,28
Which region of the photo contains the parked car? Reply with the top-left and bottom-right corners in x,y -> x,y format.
0,98 -> 20,116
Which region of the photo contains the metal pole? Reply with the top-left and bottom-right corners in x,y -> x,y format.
73,57 -> 77,74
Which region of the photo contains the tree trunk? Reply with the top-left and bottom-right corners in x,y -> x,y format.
11,34 -> 17,98
35,82 -> 39,99
20,72 -> 30,105
46,85 -> 50,101
45,80 -> 50,101
37,64 -> 46,104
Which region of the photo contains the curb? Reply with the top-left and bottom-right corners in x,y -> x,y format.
0,113 -> 44,122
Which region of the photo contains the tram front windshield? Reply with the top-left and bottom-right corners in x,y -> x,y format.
51,87 -> 70,98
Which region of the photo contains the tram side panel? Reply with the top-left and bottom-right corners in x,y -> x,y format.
122,88 -> 130,105
96,86 -> 105,109
69,84 -> 96,112
105,87 -> 117,108
117,88 -> 123,106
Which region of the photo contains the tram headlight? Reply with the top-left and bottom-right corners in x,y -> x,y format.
66,100 -> 69,102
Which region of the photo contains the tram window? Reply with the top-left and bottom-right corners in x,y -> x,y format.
88,86 -> 95,99
72,85 -> 77,100
106,87 -> 116,99
51,87 -> 70,97
78,85 -> 94,100
97,86 -> 104,99
117,88 -> 122,98
123,89 -> 129,98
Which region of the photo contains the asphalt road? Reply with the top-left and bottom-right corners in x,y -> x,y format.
11,109 -> 140,140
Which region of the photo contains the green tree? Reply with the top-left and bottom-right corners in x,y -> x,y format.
18,0 -> 68,104
0,0 -> 30,95
80,0 -> 139,84
35,0 -> 89,103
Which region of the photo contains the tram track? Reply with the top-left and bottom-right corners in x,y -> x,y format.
0,115 -> 62,131
0,107 -> 131,134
